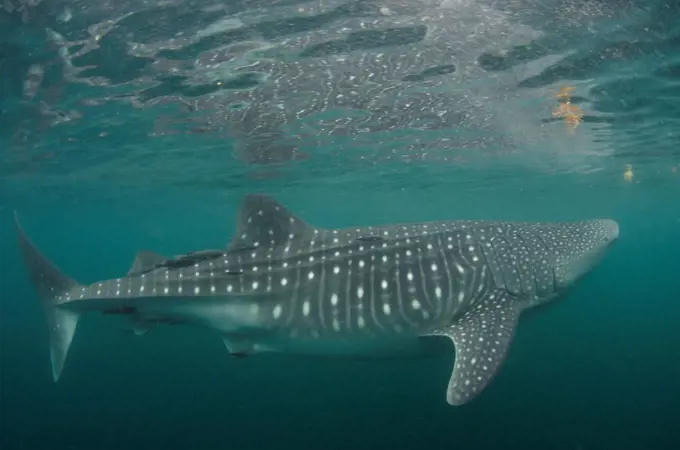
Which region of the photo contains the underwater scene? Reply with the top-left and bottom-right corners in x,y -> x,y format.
1,1 -> 679,450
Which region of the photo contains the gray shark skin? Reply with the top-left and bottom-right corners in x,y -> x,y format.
15,195 -> 618,405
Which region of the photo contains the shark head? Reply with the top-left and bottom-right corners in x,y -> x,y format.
547,219 -> 619,288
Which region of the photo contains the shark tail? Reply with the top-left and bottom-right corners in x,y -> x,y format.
14,213 -> 83,382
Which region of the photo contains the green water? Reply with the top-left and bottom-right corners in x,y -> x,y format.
1,0 -> 679,449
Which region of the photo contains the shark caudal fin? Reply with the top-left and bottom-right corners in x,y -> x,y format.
14,213 -> 83,382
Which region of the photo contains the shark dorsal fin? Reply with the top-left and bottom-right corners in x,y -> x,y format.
228,194 -> 312,250
128,251 -> 166,276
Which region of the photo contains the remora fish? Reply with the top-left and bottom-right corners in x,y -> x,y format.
15,194 -> 618,405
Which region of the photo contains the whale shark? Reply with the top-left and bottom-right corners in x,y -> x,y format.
15,194 -> 618,405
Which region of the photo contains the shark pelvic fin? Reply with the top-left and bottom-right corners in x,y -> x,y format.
128,251 -> 167,276
129,316 -> 153,336
221,336 -> 255,357
428,291 -> 521,406
228,194 -> 314,251
14,213 -> 83,382
132,324 -> 152,336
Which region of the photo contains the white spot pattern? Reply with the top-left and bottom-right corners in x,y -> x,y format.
60,194 -> 616,409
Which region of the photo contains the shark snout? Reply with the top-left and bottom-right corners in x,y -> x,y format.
551,219 -> 619,288
598,219 -> 620,244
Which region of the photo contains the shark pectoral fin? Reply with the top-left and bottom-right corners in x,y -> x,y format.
428,291 -> 521,406
128,251 -> 166,276
227,194 -> 316,251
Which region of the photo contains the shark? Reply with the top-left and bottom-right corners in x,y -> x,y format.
15,194 -> 619,405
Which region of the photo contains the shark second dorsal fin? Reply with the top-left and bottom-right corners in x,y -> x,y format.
427,291 -> 521,406
128,251 -> 166,276
228,194 -> 313,251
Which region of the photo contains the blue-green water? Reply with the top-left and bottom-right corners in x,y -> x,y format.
1,1 -> 679,450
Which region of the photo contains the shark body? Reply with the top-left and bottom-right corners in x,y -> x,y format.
16,194 -> 618,405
